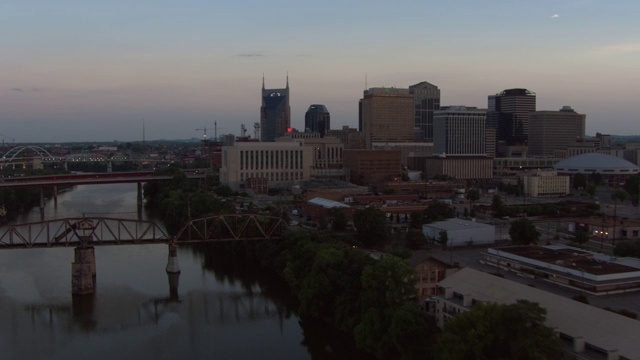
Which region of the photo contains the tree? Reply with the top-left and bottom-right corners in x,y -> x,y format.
406,229 -> 426,250
437,300 -> 561,360
611,189 -> 629,246
409,211 -> 423,229
438,229 -> 449,249
424,202 -> 455,222
353,207 -> 391,247
329,208 -> 349,232
354,256 -> 430,358
491,194 -> 505,218
509,218 -> 540,245
467,188 -> 480,216
575,228 -> 589,244
623,174 -> 640,206
585,183 -> 597,198
573,173 -> 587,189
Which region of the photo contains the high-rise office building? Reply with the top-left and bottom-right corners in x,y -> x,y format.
304,104 -> 330,137
528,106 -> 586,157
409,81 -> 440,142
360,87 -> 414,149
260,76 -> 290,142
433,106 -> 487,156
487,88 -> 536,145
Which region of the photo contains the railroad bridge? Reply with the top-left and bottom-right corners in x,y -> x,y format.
0,214 -> 289,294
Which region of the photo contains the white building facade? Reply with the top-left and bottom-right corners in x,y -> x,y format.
219,142 -> 313,191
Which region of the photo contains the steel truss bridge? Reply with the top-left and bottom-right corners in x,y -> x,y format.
0,214 -> 289,248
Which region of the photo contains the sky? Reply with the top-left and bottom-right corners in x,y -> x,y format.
1,0 -> 639,143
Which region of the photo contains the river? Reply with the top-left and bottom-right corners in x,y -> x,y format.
0,183 -> 360,360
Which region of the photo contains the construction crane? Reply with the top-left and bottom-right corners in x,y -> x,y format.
0,132 -> 15,146
195,127 -> 208,140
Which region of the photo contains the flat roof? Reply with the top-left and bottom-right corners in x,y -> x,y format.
439,268 -> 640,359
497,245 -> 639,276
307,197 -> 350,209
425,218 -> 494,231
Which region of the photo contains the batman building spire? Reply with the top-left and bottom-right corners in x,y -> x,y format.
260,76 -> 290,142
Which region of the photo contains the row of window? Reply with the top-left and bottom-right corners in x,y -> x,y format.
240,171 -> 303,182
239,150 -> 304,171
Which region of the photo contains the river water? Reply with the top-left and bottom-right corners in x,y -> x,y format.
0,184 -> 351,360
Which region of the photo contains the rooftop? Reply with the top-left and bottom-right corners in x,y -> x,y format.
496,245 -> 639,276
425,218 -> 494,232
439,268 -> 640,359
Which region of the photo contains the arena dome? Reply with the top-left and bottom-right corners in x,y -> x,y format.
554,153 -> 639,175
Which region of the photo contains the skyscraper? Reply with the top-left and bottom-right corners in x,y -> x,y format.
433,106 -> 487,156
360,87 -> 414,149
409,81 -> 440,142
304,104 -> 330,137
487,88 -> 536,145
260,76 -> 290,142
528,106 -> 586,157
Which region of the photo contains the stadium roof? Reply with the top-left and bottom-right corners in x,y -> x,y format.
554,153 -> 639,175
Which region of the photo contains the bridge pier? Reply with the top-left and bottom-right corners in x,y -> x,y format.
107,161 -> 112,173
137,182 -> 143,207
53,186 -> 58,208
72,246 -> 96,295
39,188 -> 45,209
166,242 -> 181,274
167,272 -> 180,302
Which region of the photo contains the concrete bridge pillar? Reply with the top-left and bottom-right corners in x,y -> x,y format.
166,242 -> 181,274
137,182 -> 143,207
167,272 -> 180,302
107,161 -> 112,173
39,188 -> 45,209
72,246 -> 96,295
53,186 -> 58,207
63,161 -> 68,171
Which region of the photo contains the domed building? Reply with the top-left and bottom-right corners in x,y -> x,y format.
554,153 -> 639,175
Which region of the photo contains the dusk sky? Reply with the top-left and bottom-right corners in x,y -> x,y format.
2,0 -> 639,143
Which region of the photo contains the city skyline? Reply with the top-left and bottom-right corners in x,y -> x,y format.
2,0 -> 639,143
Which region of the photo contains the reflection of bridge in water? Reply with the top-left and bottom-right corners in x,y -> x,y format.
23,288 -> 289,335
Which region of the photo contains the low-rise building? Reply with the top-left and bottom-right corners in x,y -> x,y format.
435,267 -> 640,360
410,254 -> 458,310
422,218 -> 495,247
522,170 -> 570,197
219,142 -> 313,191
482,245 -> 640,295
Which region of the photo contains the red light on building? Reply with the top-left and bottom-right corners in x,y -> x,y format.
287,128 -> 293,133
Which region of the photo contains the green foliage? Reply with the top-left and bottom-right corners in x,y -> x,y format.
213,185 -> 235,197
438,229 -> 449,248
624,175 -> 640,206
270,231 -> 432,358
353,207 -> 390,247
585,183 -> 597,198
612,188 -> 629,204
491,194 -> 505,218
509,218 -> 540,245
437,300 -> 561,360
355,256 -> 429,358
329,208 -> 349,232
614,241 -> 640,257
424,202 -> 455,222
575,229 -> 590,244
406,229 -> 426,250
409,211 -> 423,229
573,173 -> 587,189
